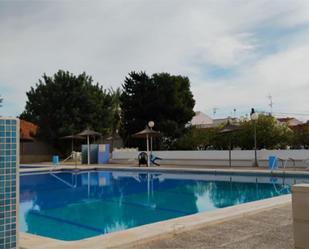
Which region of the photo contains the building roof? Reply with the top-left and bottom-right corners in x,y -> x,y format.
292,121 -> 309,130
191,111 -> 213,126
213,117 -> 238,125
277,117 -> 294,122
20,119 -> 38,141
277,117 -> 303,127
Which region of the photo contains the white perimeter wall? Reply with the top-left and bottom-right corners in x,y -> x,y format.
112,150 -> 309,167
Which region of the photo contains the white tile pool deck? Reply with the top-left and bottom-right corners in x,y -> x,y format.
19,164 -> 299,249
125,204 -> 293,249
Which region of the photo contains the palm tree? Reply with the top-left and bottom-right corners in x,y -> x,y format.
108,88 -> 122,151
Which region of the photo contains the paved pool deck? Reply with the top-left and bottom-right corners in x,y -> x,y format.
123,204 -> 293,249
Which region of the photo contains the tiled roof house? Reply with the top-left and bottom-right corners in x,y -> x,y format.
20,119 -> 38,141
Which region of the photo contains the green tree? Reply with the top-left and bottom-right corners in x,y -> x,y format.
235,115 -> 293,149
174,128 -> 204,150
175,124 -> 240,150
175,127 -> 221,150
120,71 -> 195,149
20,70 -> 113,144
292,123 -> 309,149
176,115 -> 295,150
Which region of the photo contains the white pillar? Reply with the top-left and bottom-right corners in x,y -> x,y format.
150,136 -> 153,153
146,134 -> 150,167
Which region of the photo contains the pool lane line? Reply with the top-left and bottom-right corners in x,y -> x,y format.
29,210 -> 104,234
157,188 -> 197,198
102,198 -> 192,215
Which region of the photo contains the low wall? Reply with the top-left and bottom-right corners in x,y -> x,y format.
292,184 -> 309,248
20,141 -> 56,164
112,150 -> 309,167
20,155 -> 52,164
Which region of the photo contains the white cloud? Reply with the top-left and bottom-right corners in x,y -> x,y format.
194,33 -> 256,67
193,38 -> 309,120
0,0 -> 309,121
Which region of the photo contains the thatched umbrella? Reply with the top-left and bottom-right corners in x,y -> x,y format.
77,129 -> 101,165
132,126 -> 160,166
220,122 -> 240,167
60,134 -> 86,153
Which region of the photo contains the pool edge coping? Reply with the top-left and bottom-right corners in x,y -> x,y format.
20,194 -> 292,249
20,164 -> 309,177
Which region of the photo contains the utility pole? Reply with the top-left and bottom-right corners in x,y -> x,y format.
250,108 -> 259,167
213,107 -> 218,118
267,95 -> 273,116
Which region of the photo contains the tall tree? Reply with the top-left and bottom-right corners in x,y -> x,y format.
20,70 -> 113,144
0,95 -> 3,108
175,126 -> 226,150
108,87 -> 122,150
120,71 -> 195,149
235,115 -> 293,149
175,115 -> 295,150
292,123 -> 309,149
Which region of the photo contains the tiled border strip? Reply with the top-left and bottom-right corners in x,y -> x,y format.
20,194 -> 291,249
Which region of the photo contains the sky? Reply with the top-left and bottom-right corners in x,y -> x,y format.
1,0 -> 309,120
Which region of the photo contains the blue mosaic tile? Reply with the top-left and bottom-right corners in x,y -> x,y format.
0,118 -> 18,249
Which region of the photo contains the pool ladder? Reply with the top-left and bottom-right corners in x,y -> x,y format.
278,157 -> 296,171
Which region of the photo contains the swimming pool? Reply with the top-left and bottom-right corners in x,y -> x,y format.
19,169 -> 309,241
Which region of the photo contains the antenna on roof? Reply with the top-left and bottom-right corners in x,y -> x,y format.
213,107 -> 218,117
267,94 -> 273,116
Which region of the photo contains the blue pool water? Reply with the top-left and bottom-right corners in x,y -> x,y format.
19,170 -> 309,241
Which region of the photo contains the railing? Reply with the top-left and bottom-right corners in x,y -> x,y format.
278,157 -> 296,171
62,151 -> 82,162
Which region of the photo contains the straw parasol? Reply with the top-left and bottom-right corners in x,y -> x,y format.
132,126 -> 160,166
132,126 -> 160,138
60,134 -> 86,153
77,129 -> 101,165
220,122 -> 240,167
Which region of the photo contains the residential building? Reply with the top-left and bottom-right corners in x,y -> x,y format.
190,111 -> 213,128
19,120 -> 55,164
212,117 -> 239,127
277,117 -> 303,127
20,119 -> 38,141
